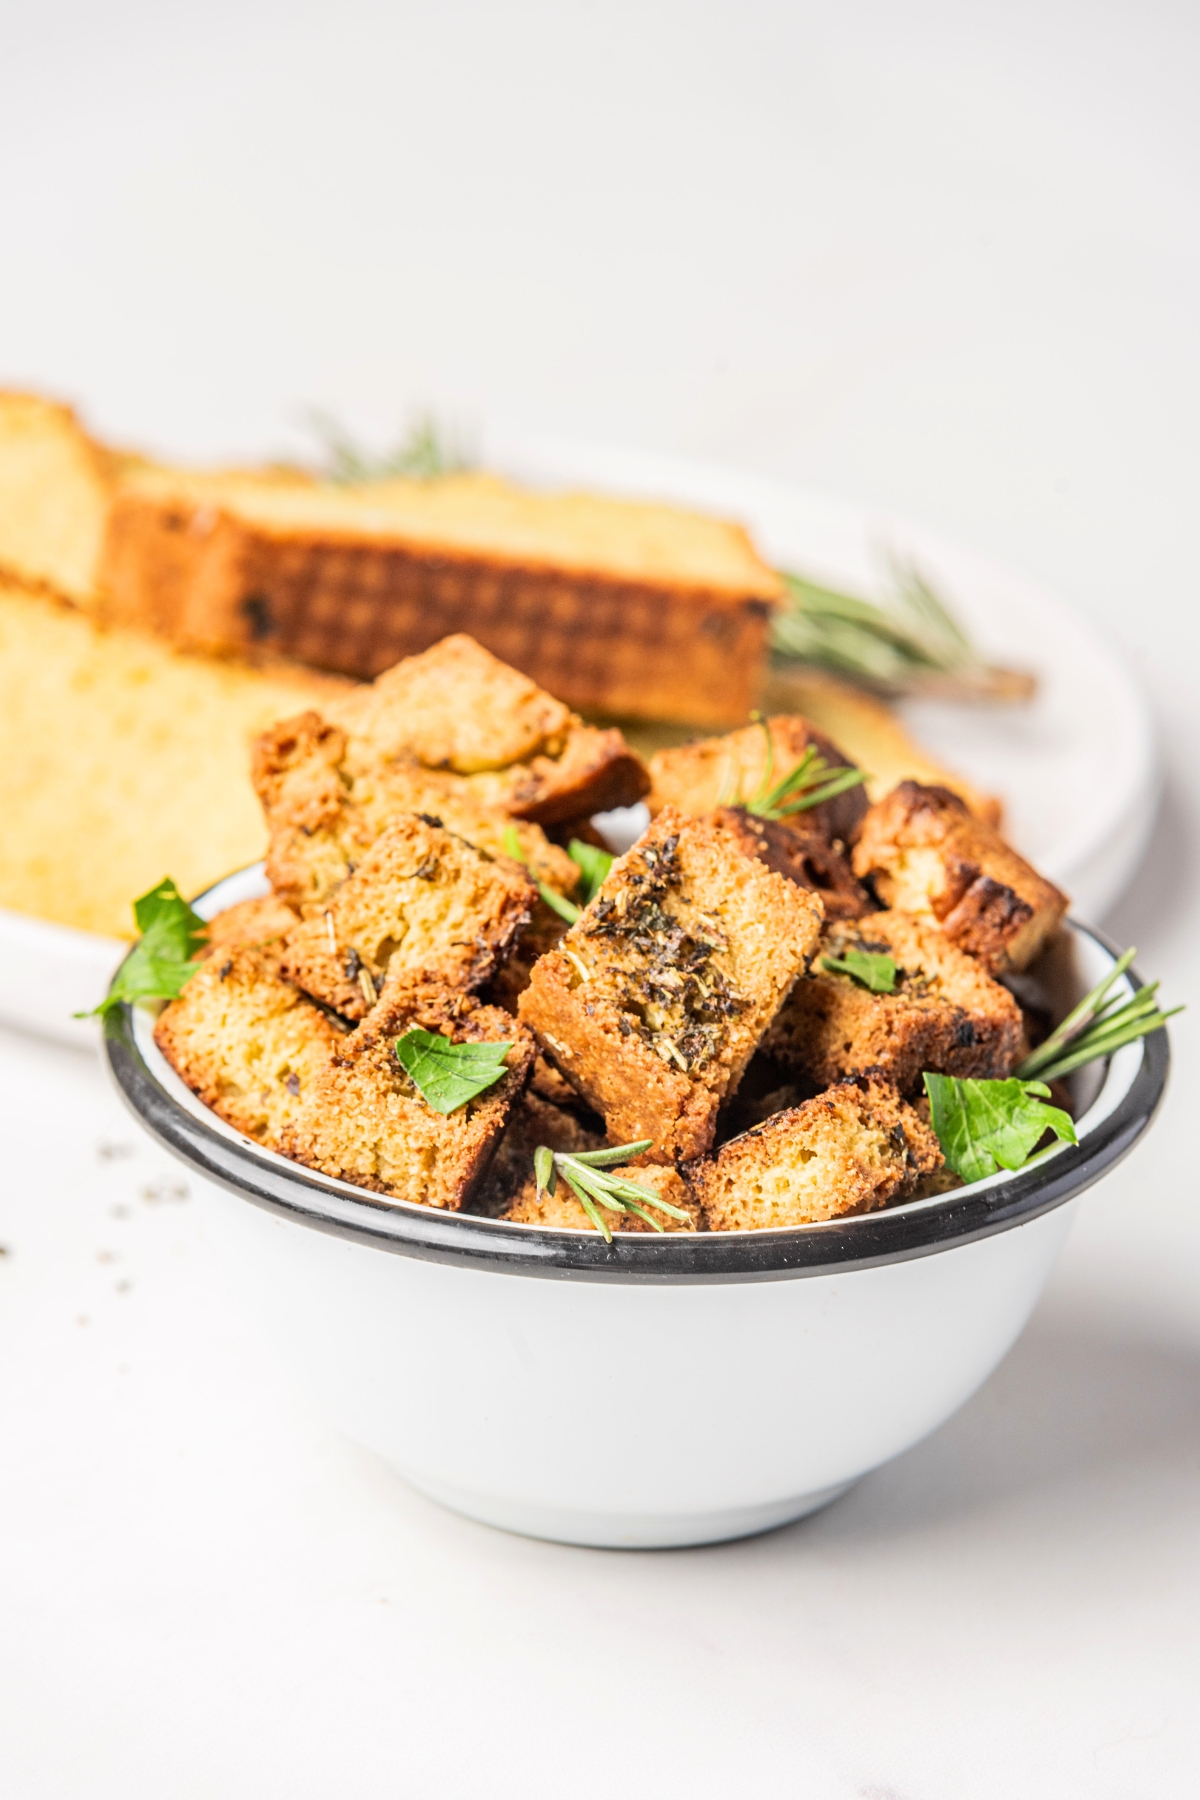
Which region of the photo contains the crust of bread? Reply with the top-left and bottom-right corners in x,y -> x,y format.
647,714 -> 869,845
693,1075 -> 942,1231
279,985 -> 535,1207
764,909 -> 1025,1090
518,807 -> 824,1161
712,807 -> 872,921
278,814 -> 535,1018
853,782 -> 1068,974
97,475 -> 780,726
153,948 -> 343,1147
200,896 -> 300,967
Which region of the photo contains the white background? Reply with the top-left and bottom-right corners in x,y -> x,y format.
1,2 -> 1198,1794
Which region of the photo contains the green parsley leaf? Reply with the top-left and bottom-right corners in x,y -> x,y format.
395,1027 -> 512,1114
567,839 -> 614,906
80,877 -> 207,1018
820,950 -> 898,993
502,826 -> 581,924
923,1073 -> 1077,1185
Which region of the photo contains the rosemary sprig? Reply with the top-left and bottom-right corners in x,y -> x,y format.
1014,949 -> 1181,1085
533,1140 -> 690,1242
306,410 -> 473,484
772,555 -> 1036,703
502,826 -> 581,924
733,715 -> 867,821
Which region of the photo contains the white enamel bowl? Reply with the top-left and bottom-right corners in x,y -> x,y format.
105,870 -> 1168,1549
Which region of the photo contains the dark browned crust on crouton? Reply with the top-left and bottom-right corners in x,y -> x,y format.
852,781 -> 1068,974
647,715 -> 869,845
278,985 -> 536,1207
153,947 -> 343,1147
713,807 -> 873,921
764,909 -> 1025,1091
518,807 -> 824,1162
277,814 -> 536,1019
693,1074 -> 942,1231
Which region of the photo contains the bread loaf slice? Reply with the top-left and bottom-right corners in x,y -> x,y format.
97,466 -> 781,724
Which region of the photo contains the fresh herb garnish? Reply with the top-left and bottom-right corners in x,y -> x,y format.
1014,948 -> 1182,1084
80,877 -> 207,1018
820,950 -> 898,993
395,1028 -> 512,1114
923,1073 -> 1076,1185
726,715 -> 867,821
307,410 -> 473,483
502,826 -> 581,924
568,839 -> 614,906
532,1140 -> 690,1242
772,556 -> 1036,703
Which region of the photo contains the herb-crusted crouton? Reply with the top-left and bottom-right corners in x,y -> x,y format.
253,708 -> 578,913
200,895 -> 300,965
279,986 -> 535,1207
647,714 -> 868,844
764,909 -> 1025,1091
278,814 -> 535,1019
504,1161 -> 703,1232
853,781 -> 1068,974
518,807 -> 825,1161
153,948 -> 343,1147
712,806 -> 872,921
326,634 -> 649,824
693,1075 -> 942,1230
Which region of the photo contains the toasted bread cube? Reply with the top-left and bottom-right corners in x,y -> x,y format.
712,806 -> 872,922
504,1161 -> 703,1233
278,814 -> 536,1020
325,635 -> 649,823
647,714 -> 868,845
279,986 -> 535,1207
764,909 -> 1025,1091
472,1088 -> 606,1217
853,782 -> 1068,974
253,708 -> 579,913
693,1075 -> 942,1231
518,808 -> 824,1162
153,948 -> 343,1147
200,895 -> 300,966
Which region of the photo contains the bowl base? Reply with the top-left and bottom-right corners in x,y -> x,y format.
397,1470 -> 858,1549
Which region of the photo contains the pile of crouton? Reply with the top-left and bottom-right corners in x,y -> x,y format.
154,633 -> 1067,1233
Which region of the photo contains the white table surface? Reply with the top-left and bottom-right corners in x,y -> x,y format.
2,2 -> 1199,1794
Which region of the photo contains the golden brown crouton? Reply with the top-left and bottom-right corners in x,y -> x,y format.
279,986 -> 535,1208
504,1161 -> 703,1233
153,948 -> 343,1147
253,707 -> 579,914
200,895 -> 301,965
764,909 -> 1025,1091
278,814 -> 534,1019
518,807 -> 824,1162
647,714 -> 868,845
326,634 -> 649,824
852,781 -> 1068,974
693,1075 -> 942,1231
712,806 -> 873,922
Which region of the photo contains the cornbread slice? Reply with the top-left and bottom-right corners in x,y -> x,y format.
201,896 -> 300,966
504,1160 -> 702,1233
472,1088 -> 605,1217
517,807 -> 824,1162
325,635 -> 649,824
0,577 -> 352,938
853,782 -> 1068,974
764,909 -> 1025,1091
153,947 -> 343,1146
279,986 -> 535,1207
647,714 -> 868,846
97,466 -> 781,725
713,807 -> 872,922
252,709 -> 579,913
693,1075 -> 942,1231
278,814 -> 535,1019
0,392 -> 117,604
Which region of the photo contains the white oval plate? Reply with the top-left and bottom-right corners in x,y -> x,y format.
0,445 -> 1156,1047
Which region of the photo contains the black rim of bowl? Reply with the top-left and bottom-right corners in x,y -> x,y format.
103,919 -> 1169,1285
